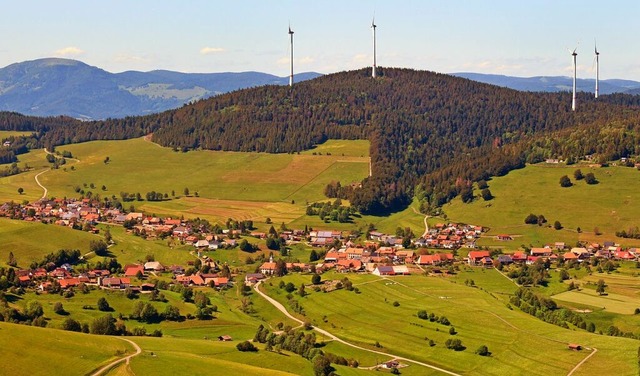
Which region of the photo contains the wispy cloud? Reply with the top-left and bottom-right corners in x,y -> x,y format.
54,46 -> 84,57
200,47 -> 225,55
114,53 -> 150,64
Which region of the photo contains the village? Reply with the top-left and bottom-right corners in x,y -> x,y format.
2,196 -> 639,297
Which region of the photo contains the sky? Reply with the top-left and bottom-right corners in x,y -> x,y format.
2,0 -> 640,80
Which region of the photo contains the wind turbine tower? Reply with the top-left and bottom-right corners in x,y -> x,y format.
289,25 -> 294,87
371,18 -> 377,78
594,43 -> 600,98
571,47 -> 577,111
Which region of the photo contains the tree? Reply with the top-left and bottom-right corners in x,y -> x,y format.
124,287 -> 136,299
194,291 -> 211,309
312,354 -> 334,376
559,175 -> 572,187
475,344 -> 490,356
62,317 -> 82,332
7,251 -> 17,267
554,221 -> 562,230
97,297 -> 111,311
140,303 -> 159,323
311,274 -> 321,285
104,227 -> 112,244
163,305 -> 181,321
596,279 -> 606,295
574,169 -> 584,180
184,187 -> 190,196
309,249 -> 319,262
91,314 -> 116,335
585,172 -> 598,185
285,282 -> 296,293
481,188 -> 493,201
298,284 -> 306,297
90,240 -> 109,256
17,187 -> 24,195
181,287 -> 194,302
524,213 -> 538,225
25,300 -> 44,319
53,302 -> 65,315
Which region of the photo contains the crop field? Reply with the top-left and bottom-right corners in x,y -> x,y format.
0,322 -> 134,376
262,271 -> 638,375
444,163 -> 640,248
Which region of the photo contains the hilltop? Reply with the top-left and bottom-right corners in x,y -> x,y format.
0,58 -> 321,119
2,67 -> 640,216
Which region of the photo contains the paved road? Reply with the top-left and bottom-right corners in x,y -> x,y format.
253,281 -> 460,375
90,337 -> 142,376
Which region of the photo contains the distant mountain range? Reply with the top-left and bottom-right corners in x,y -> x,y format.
452,72 -> 640,95
0,58 -> 321,120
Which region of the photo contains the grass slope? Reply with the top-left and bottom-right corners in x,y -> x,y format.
443,163 -> 640,248
263,271 -> 638,375
1,138 -> 369,226
0,322 -> 134,376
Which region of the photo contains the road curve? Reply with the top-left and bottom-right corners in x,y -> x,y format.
253,281 -> 460,375
90,337 -> 142,376
34,169 -> 49,199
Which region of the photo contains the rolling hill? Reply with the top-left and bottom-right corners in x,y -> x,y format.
2,67 -> 640,216
0,58 -> 321,119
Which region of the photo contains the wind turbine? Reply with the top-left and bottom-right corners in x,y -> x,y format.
371,17 -> 377,78
569,46 -> 578,111
288,24 -> 294,87
594,41 -> 599,98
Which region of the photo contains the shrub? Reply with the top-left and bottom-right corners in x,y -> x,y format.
445,338 -> 464,351
475,345 -> 490,356
236,340 -> 258,352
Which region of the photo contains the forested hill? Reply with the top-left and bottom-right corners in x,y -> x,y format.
2,68 -> 640,214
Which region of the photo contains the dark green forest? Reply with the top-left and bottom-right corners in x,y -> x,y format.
1,68 -> 640,214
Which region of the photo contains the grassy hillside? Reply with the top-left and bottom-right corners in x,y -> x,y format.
263,271 -> 639,375
443,163 -> 640,248
0,322 -> 134,376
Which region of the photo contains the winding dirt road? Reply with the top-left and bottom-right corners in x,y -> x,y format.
253,281 -> 460,375
34,169 -> 49,199
90,337 -> 142,376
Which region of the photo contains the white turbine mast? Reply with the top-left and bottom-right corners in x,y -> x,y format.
288,24 -> 294,87
594,41 -> 599,99
569,46 -> 578,111
371,17 -> 377,78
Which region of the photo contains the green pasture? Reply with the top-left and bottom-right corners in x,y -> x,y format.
0,130 -> 35,139
300,139 -> 370,157
0,218 -> 102,268
261,271 -> 638,375
444,163 -> 640,249
0,321 -> 134,376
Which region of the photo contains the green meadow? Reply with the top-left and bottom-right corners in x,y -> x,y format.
0,322 -> 135,376
444,163 -> 640,249
0,130 -> 35,139
262,271 -> 638,375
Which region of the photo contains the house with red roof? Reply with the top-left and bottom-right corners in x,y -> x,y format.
124,264 -> 145,277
